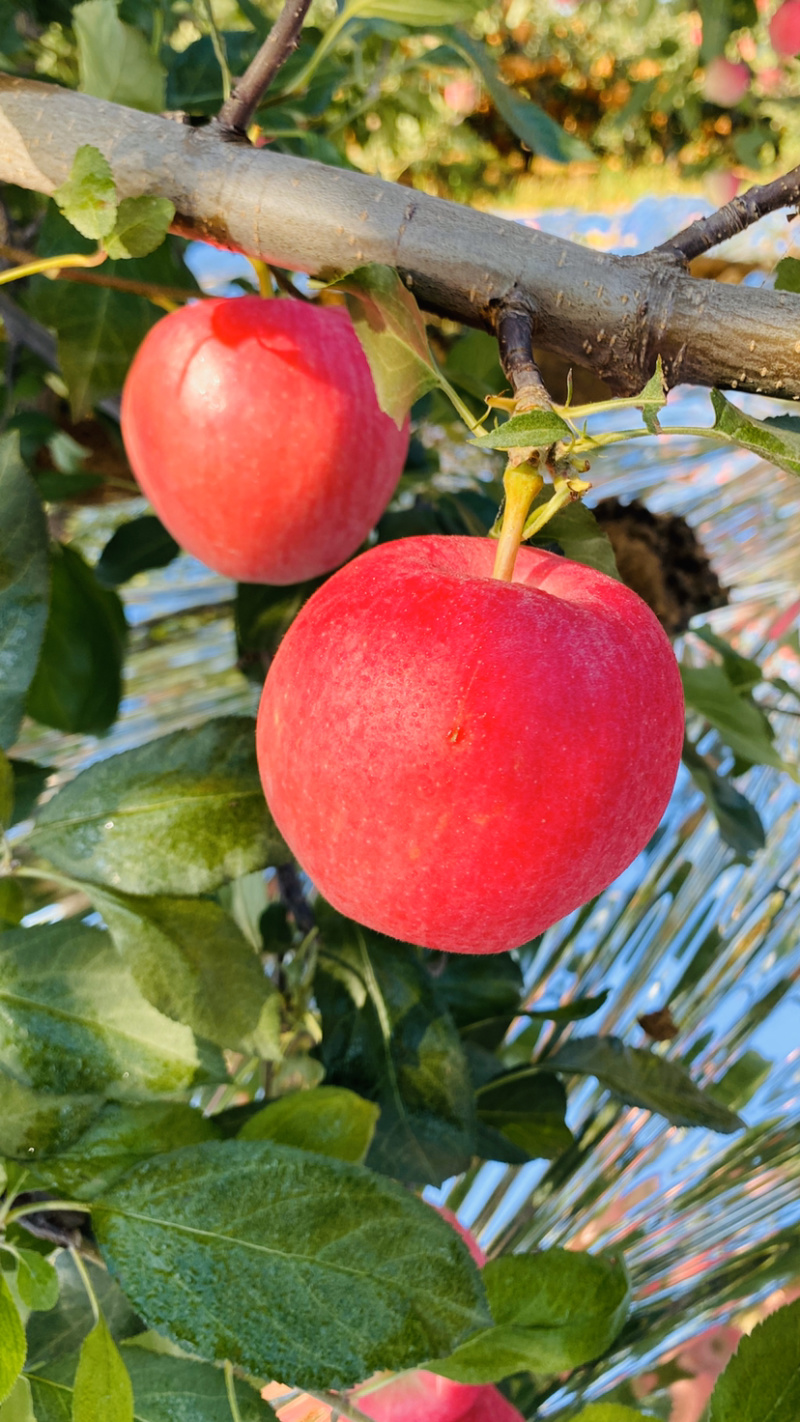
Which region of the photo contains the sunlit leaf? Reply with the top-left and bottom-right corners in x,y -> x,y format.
709,1298 -> 800,1421
104,198 -> 176,261
0,1272 -> 25,1405
73,1315 -> 134,1422
52,145 -> 117,242
330,264 -> 439,426
74,0 -> 166,111
238,1085 -> 380,1163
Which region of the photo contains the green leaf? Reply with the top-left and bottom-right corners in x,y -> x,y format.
330,264 -> 439,426
13,1248 -> 59,1312
73,1315 -> 134,1422
681,663 -> 790,773
0,881 -> 24,930
430,1248 -> 630,1384
710,389 -> 800,480
548,1035 -> 744,1132
714,1050 -> 771,1112
0,1071 -> 103,1161
0,1274 -> 25,1403
635,355 -> 668,433
30,717 -> 286,897
475,1070 -> 573,1159
26,1252 -> 143,1370
30,1348 -> 277,1422
429,952 -> 523,1049
316,909 -> 476,1186
682,740 -> 766,858
709,1298 -> 800,1421
469,409 -> 572,450
104,197 -> 176,261
692,626 -> 763,692
26,543 -> 127,735
95,517 -> 179,587
74,0 -> 166,111
34,1101 -> 218,1201
0,1377 -> 36,1422
347,0 -> 483,23
166,32 -> 261,112
238,1085 -> 380,1163
0,749 -> 12,829
0,918 -> 222,1099
775,256 -> 800,293
6,759 -> 52,828
445,29 -> 591,161
86,889 -> 275,1051
526,497 -> 621,580
93,1139 -> 489,1389
0,433 -> 50,750
52,145 -> 117,242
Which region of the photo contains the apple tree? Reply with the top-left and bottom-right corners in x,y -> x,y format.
0,1 -> 799,1419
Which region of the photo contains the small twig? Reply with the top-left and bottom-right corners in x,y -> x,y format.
276,862 -> 316,935
217,0 -> 314,137
495,299 -> 552,414
657,163 -> 800,264
0,242 -> 195,306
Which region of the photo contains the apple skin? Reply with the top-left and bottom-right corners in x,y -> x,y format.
257,535 -> 684,954
702,57 -> 750,106
770,0 -> 800,56
120,297 -> 409,585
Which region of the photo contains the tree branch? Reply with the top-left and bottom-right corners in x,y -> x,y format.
658,162 -> 800,263
495,297 -> 552,411
4,76 -> 800,400
216,0 -> 314,138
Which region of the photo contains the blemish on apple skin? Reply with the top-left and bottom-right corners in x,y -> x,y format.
447,724 -> 465,744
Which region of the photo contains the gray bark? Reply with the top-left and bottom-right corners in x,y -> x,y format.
3,74 -> 800,400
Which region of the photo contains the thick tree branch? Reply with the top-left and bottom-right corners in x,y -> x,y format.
495,298 -> 552,411
659,162 -> 800,263
216,0 -> 314,138
4,77 -> 800,400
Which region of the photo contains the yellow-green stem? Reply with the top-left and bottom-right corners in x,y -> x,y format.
0,249 -> 106,287
492,463 -> 544,583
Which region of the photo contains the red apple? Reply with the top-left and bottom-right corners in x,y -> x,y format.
257,535 -> 684,954
770,0 -> 800,55
121,297 -> 409,585
353,1370 -> 525,1422
702,57 -> 751,106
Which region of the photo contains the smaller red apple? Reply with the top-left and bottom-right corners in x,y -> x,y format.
770,0 -> 800,55
121,297 -> 409,585
703,57 -> 751,105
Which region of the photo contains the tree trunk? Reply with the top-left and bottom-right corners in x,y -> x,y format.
3,74 -> 800,400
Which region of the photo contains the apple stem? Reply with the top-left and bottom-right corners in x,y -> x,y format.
492,462 -> 544,582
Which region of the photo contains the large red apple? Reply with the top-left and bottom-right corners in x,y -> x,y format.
770,0 -> 800,56
257,536 -> 684,954
121,297 -> 409,584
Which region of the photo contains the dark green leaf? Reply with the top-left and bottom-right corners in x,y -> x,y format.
431,1247 -> 630,1383
30,1348 -> 277,1422
52,145 -> 117,242
523,991 -> 610,1024
681,663 -> 789,773
166,32 -> 261,112
0,918 -> 222,1099
692,627 -> 763,692
682,741 -> 766,858
87,889 -> 274,1050
331,264 -> 439,425
446,30 -> 591,161
13,1249 -> 59,1312
0,1071 -> 103,1161
548,1035 -> 744,1132
476,1071 -> 573,1159
104,197 -> 176,261
26,542 -> 127,735
5,760 -> 52,828
26,1253 -> 144,1370
0,434 -> 50,750
469,409 -> 572,450
0,881 -> 25,930
30,717 -> 286,896
238,1085 -> 380,1163
713,1051 -> 771,1112
0,1272 -> 26,1403
35,1102 -> 218,1201
0,749 -> 12,829
710,389 -> 800,480
74,0 -> 165,111
73,1315 -> 134,1422
94,1139 -> 489,1388
429,951 -> 523,1046
95,517 -> 179,587
316,910 -> 476,1186
709,1298 -> 800,1422
235,577 -> 325,679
